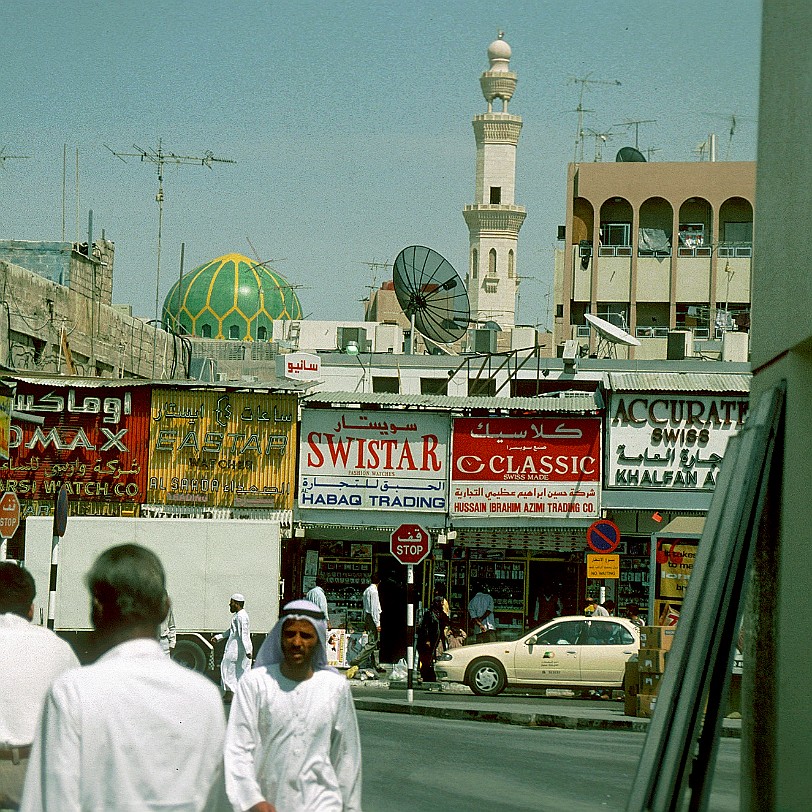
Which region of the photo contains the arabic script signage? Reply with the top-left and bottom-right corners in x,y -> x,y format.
450,417 -> 601,520
147,390 -> 297,508
282,352 -> 321,381
2,383 -> 149,502
608,395 -> 748,490
299,409 -> 449,512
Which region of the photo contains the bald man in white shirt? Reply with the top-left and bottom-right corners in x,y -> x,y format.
20,544 -> 227,812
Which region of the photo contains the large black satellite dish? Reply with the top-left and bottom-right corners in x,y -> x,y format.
392,245 -> 470,346
616,146 -> 647,162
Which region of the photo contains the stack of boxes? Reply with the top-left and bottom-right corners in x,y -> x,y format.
628,625 -> 677,718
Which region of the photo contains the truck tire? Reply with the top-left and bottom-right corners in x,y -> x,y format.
173,639 -> 209,673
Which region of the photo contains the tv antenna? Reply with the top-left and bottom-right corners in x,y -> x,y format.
0,147 -> 31,168
568,74 -> 621,162
584,312 -> 641,358
612,119 -> 657,149
105,139 -> 235,378
584,127 -> 621,162
392,245 -> 470,354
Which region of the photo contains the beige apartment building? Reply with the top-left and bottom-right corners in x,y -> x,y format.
554,160 -> 755,360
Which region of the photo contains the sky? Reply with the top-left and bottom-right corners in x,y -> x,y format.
2,1 -> 762,329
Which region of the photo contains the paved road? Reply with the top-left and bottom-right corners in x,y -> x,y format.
358,710 -> 741,812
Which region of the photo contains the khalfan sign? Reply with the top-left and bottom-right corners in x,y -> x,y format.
299,409 -> 449,512
450,416 -> 601,520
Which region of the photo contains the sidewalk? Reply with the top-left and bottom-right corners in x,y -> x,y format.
348,672 -> 742,739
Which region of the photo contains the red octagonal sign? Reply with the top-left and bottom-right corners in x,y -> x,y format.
0,491 -> 21,539
390,523 -> 431,565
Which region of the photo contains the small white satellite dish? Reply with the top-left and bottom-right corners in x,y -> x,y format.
584,313 -> 641,357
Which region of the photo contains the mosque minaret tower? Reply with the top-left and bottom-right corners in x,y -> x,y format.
463,32 -> 526,331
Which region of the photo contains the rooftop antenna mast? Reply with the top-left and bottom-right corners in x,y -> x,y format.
105,139 -> 235,378
613,118 -> 657,149
0,147 -> 31,168
569,74 -> 621,162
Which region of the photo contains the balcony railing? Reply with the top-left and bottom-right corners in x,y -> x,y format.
717,242 -> 752,258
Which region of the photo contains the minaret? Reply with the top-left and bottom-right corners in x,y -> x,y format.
463,32 -> 526,331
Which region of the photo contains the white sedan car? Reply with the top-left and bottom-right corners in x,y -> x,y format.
434,615 -> 640,696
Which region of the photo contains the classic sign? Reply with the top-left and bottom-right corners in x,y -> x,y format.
450,416 -> 601,520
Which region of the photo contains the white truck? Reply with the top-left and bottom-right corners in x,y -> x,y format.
23,517 -> 281,675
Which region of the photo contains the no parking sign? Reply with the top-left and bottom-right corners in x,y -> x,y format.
586,519 -> 621,553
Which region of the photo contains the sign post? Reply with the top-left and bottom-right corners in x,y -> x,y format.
390,524 -> 431,704
586,520 -> 621,609
0,491 -> 21,561
46,485 -> 69,629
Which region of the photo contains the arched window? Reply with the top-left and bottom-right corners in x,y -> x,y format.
508,250 -> 515,278
229,325 -> 240,340
201,323 -> 212,338
257,326 -> 267,341
489,248 -> 497,275
472,249 -> 478,279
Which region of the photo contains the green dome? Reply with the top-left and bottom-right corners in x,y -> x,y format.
162,253 -> 303,340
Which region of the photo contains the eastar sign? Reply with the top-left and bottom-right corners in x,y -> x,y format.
299,410 -> 449,512
450,416 -> 601,519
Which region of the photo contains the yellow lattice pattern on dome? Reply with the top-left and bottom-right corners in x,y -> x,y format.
162,253 -> 302,340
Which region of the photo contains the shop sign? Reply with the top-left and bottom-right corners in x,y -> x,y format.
282,352 -> 321,381
20,499 -> 139,519
147,390 -> 297,508
608,394 -> 748,490
450,416 -> 601,520
586,554 -> 620,579
2,384 -> 150,502
657,541 -> 697,599
0,393 -> 11,460
299,409 -> 449,512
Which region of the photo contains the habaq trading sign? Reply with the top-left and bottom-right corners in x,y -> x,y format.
450,416 -> 602,520
299,409 -> 449,512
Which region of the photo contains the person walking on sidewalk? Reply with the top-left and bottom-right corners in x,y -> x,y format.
586,595 -> 609,617
225,599 -> 362,812
305,577 -> 330,629
468,583 -> 497,643
212,593 -> 253,702
348,573 -> 386,675
1,562 -> 79,810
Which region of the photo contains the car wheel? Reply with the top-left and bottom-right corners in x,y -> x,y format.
468,659 -> 507,696
173,639 -> 209,672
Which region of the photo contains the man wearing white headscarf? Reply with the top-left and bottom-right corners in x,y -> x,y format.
212,593 -> 252,701
224,599 -> 362,812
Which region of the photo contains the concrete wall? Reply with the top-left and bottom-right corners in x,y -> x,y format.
1,259 -> 184,379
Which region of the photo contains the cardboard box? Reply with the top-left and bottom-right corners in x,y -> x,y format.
624,657 -> 639,717
638,648 -> 668,674
638,695 -> 657,718
639,625 -> 677,651
639,671 -> 663,695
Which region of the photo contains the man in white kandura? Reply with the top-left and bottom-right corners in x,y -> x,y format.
212,593 -> 253,701
0,562 -> 79,810
224,598 -> 362,812
305,576 -> 330,629
20,544 -> 227,811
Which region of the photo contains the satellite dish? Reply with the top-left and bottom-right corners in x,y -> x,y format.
482,320 -> 502,331
392,245 -> 471,349
584,313 -> 641,357
616,146 -> 647,162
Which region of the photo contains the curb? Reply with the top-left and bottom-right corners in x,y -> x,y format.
351,696 -> 742,739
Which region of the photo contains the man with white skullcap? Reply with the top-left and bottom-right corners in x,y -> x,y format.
224,599 -> 362,812
211,593 -> 252,702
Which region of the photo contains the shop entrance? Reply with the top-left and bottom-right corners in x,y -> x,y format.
526,560 -> 580,627
375,553 -> 424,664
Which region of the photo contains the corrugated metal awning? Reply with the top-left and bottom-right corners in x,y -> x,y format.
607,372 -> 750,394
301,391 -> 600,412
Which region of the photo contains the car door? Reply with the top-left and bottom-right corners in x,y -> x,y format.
513,619 -> 586,684
579,619 -> 638,684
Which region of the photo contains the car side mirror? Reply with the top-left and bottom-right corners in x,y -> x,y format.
525,635 -> 537,647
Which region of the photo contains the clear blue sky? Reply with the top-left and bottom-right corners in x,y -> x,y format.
2,1 -> 762,328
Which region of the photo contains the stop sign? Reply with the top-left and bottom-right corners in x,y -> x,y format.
390,523 -> 431,565
0,492 -> 21,539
